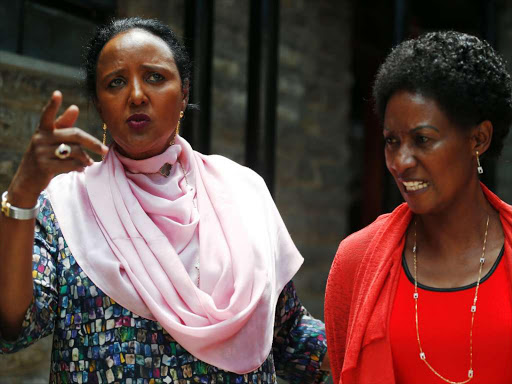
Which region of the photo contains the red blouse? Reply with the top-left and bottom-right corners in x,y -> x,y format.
390,247 -> 512,384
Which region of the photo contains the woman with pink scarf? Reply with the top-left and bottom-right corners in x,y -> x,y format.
0,18 -> 329,383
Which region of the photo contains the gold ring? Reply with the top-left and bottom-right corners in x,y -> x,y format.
55,143 -> 72,160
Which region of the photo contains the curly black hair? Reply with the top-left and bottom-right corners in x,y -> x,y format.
373,31 -> 512,157
83,17 -> 191,101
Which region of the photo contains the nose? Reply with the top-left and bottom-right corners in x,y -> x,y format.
387,143 -> 417,176
128,78 -> 148,106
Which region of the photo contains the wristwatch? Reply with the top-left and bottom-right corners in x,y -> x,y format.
1,191 -> 40,220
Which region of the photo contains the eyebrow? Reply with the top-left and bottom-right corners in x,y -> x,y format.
102,64 -> 172,81
102,68 -> 123,81
383,124 -> 439,132
140,64 -> 172,71
412,124 -> 439,132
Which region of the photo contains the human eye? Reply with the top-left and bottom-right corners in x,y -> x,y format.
108,78 -> 125,88
147,73 -> 165,83
384,136 -> 398,146
415,135 -> 430,145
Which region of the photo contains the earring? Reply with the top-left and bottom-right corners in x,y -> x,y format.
170,111 -> 184,146
476,151 -> 483,174
102,123 -> 107,146
102,123 -> 107,160
176,111 -> 184,136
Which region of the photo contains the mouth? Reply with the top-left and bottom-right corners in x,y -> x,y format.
401,180 -> 430,192
126,114 -> 151,130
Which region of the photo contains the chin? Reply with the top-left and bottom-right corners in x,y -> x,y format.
405,203 -> 429,215
405,198 -> 446,216
400,187 -> 439,215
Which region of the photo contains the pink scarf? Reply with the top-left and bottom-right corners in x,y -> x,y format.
46,136 -> 303,373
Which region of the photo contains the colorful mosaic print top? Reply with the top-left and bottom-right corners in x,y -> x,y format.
0,193 -> 328,384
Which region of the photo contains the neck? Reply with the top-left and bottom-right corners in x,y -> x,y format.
415,180 -> 495,257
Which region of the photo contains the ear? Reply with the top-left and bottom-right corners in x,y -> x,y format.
471,120 -> 493,156
181,79 -> 190,112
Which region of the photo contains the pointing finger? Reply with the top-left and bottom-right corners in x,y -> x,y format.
38,91 -> 62,132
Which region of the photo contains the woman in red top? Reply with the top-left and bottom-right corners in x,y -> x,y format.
325,31 -> 512,384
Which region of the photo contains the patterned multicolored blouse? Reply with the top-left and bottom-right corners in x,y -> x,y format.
0,193 -> 328,384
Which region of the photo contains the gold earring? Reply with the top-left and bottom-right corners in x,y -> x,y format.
176,111 -> 184,137
170,111 -> 184,146
476,150 -> 483,174
102,123 -> 107,160
102,123 -> 107,146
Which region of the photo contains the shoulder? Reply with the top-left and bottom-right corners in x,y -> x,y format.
325,212 -> 396,330
201,153 -> 269,195
208,154 -> 265,181
336,212 -> 393,261
327,211 -> 395,289
328,203 -> 410,290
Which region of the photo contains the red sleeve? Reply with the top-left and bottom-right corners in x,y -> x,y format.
325,216 -> 387,384
325,240 -> 356,384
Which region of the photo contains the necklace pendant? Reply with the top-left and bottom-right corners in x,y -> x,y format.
468,369 -> 474,378
159,163 -> 173,177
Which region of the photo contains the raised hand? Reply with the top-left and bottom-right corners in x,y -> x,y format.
7,91 -> 109,207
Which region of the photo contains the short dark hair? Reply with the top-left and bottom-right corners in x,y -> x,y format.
83,17 -> 191,101
373,31 -> 512,157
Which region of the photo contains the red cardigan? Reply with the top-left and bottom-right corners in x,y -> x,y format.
324,185 -> 512,384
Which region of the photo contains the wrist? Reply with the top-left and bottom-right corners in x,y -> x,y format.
1,191 -> 40,220
6,188 -> 40,209
7,176 -> 42,208
0,187 -> 40,220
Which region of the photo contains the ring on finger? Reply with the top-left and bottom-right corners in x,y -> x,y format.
55,143 -> 72,159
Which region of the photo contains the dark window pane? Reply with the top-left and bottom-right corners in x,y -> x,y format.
0,0 -> 23,53
22,1 -> 97,67
64,0 -> 116,10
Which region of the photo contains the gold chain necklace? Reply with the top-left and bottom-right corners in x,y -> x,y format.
412,215 -> 489,384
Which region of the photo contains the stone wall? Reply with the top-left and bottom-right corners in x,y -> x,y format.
0,51 -> 103,192
0,0 -> 353,381
276,0 -> 352,316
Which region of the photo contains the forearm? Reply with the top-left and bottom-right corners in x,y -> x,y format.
0,188 -> 39,340
273,282 -> 329,383
0,91 -> 105,339
275,309 -> 329,383
321,351 -> 330,371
